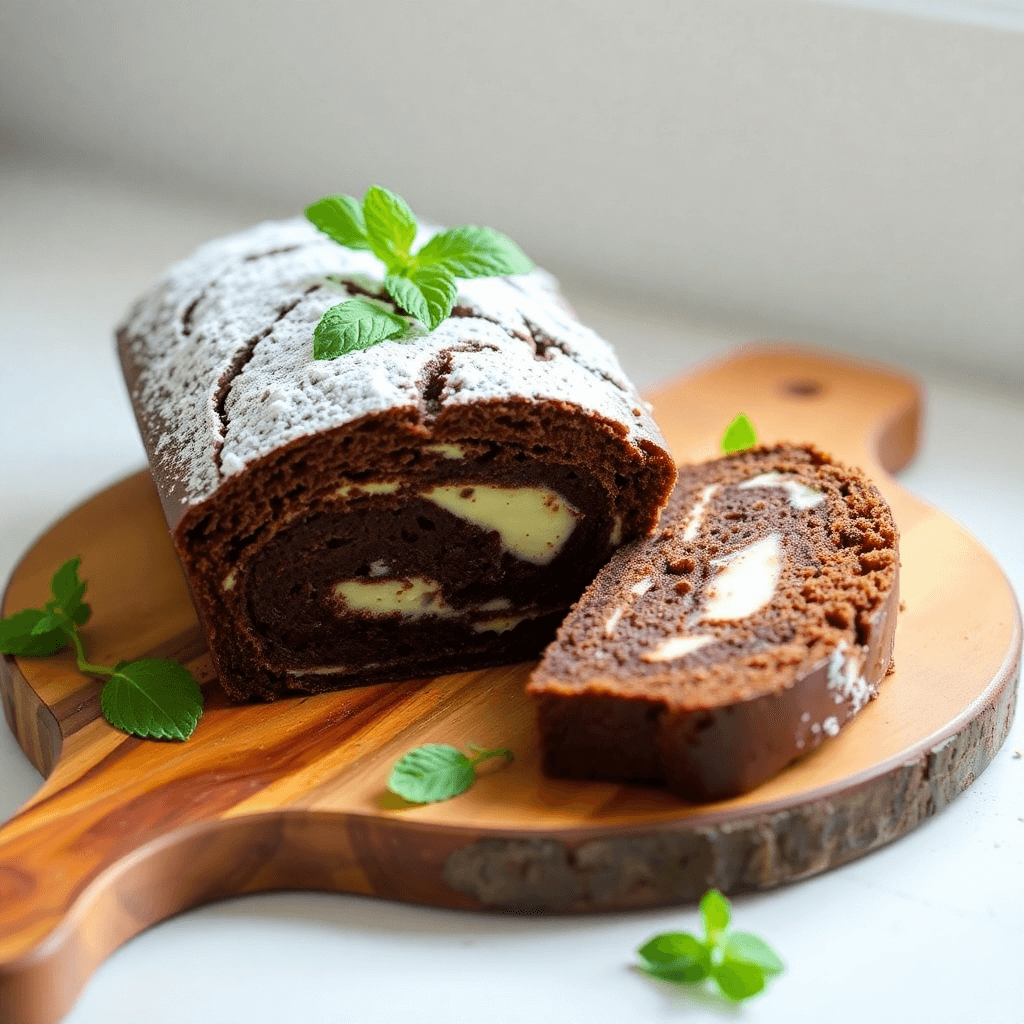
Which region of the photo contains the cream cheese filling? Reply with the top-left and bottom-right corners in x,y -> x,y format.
682,484 -> 720,541
737,471 -> 824,510
699,532 -> 783,621
337,481 -> 400,498
424,443 -> 465,459
333,576 -> 454,617
420,484 -> 579,565
641,634 -> 715,663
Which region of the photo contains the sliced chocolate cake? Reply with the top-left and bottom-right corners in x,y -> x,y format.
118,218 -> 676,700
528,444 -> 899,801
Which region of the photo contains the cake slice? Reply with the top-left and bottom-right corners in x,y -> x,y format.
527,443 -> 899,801
117,218 -> 676,700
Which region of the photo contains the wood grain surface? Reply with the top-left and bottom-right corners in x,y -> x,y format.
1,347 -> 1020,1024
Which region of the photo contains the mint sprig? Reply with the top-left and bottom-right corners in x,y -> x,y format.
637,889 -> 784,1002
0,557 -> 203,741
721,413 -> 758,453
387,742 -> 513,804
305,185 -> 534,358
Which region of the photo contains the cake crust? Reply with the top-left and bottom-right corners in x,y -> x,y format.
528,444 -> 900,801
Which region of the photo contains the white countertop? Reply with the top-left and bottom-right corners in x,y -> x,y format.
1,155 -> 1021,1024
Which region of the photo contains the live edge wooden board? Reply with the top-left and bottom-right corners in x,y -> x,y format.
1,347 -> 1020,1024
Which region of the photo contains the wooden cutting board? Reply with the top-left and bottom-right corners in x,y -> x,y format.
1,347 -> 1019,1024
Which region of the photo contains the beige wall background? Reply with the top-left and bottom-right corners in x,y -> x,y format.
1,0 -> 1022,387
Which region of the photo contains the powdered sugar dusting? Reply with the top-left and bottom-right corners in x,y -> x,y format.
119,218 -> 663,512
827,640 -> 875,713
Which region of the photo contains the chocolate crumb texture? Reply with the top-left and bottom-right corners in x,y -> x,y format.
528,443 -> 900,801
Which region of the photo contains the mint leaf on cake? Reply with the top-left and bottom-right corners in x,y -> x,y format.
384,265 -> 459,330
361,185 -> 418,270
312,298 -> 408,359
305,186 -> 534,357
304,195 -> 371,251
414,224 -> 533,278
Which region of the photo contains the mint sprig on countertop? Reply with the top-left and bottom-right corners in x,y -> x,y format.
305,186 -> 534,358
721,413 -> 758,453
0,557 -> 203,741
637,889 -> 784,1002
387,742 -> 514,803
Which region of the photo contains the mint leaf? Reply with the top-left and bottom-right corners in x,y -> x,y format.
312,299 -> 409,359
388,743 -> 513,803
305,195 -> 371,251
721,413 -> 758,454
48,556 -> 90,626
363,185 -> 417,271
100,659 -> 203,741
637,932 -> 705,967
415,225 -> 534,278
637,933 -> 710,983
700,888 -> 731,943
385,265 -> 458,329
640,961 -> 711,985
31,612 -> 67,636
0,608 -> 70,656
389,744 -> 475,803
712,960 -> 766,1001
723,931 -> 785,976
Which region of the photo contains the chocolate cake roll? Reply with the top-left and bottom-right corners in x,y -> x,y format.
117,219 -> 676,700
528,444 -> 899,801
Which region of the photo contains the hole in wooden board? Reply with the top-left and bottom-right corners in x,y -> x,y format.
782,378 -> 824,398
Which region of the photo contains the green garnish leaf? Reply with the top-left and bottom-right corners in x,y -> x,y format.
0,608 -> 70,656
721,413 -> 758,454
30,612 -> 66,636
385,265 -> 458,329
48,556 -> 91,625
100,659 -> 203,741
636,889 -> 782,1002
637,933 -> 710,983
640,960 -> 711,985
363,185 -> 418,271
712,959 -> 767,1001
700,888 -> 730,943
387,743 -> 513,804
723,931 -> 785,976
305,195 -> 372,252
414,225 -> 534,278
637,932 -> 705,967
306,186 -> 534,357
312,299 -> 409,359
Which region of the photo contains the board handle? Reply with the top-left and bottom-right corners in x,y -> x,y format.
0,779 -> 198,1023
0,790 -> 306,1024
645,345 -> 921,478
